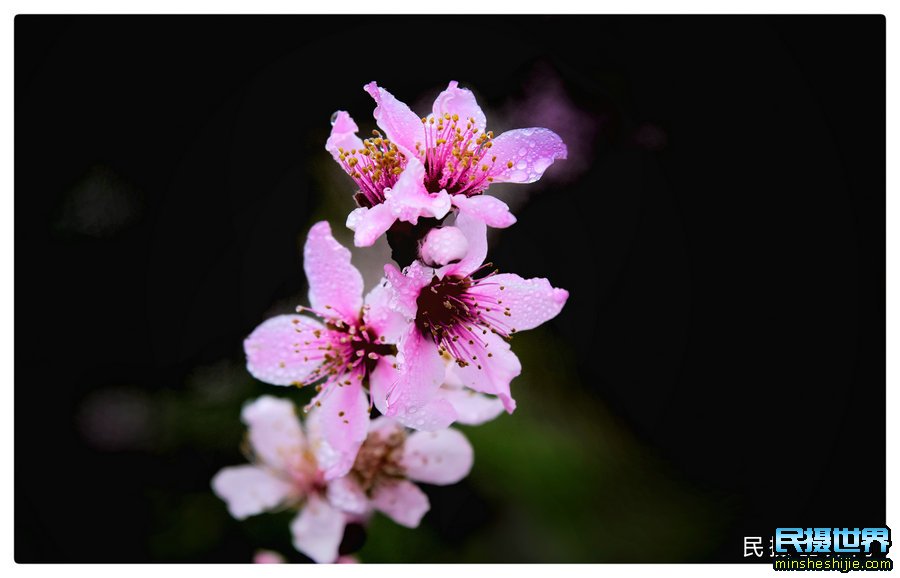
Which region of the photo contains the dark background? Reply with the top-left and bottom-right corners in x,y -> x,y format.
15,15 -> 885,563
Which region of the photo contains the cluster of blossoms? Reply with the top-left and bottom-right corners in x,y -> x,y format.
212,81 -> 570,563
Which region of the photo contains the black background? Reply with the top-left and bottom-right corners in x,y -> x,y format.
15,15 -> 885,562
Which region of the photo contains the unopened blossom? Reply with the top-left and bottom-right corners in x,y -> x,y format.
380,213 -> 568,429
211,396 -> 357,564
418,225 -> 469,267
327,81 -> 568,247
326,417 -> 474,529
243,221 -> 405,479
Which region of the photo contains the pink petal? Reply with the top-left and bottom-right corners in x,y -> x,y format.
363,81 -> 425,158
383,261 -> 433,320
401,428 -> 474,485
384,157 -> 451,224
211,465 -> 294,520
290,494 -> 346,563
437,210 -> 487,279
431,81 -> 486,132
325,110 -> 364,162
326,476 -> 370,516
438,384 -> 505,426
368,355 -> 399,417
475,273 -> 569,331
304,221 -> 363,324
313,381 -> 370,480
449,331 -> 521,412
489,128 -> 567,184
363,280 -> 408,345
371,479 -> 430,528
385,326 -> 457,431
244,315 -> 328,386
451,194 -> 516,229
242,395 -> 307,473
346,204 -> 396,248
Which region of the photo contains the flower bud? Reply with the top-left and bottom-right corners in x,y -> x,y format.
419,226 -> 468,267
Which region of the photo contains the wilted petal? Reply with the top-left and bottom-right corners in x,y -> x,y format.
326,476 -> 370,516
449,331 -> 520,412
401,428 -> 474,485
314,381 -> 369,480
325,110 -> 364,162
384,157 -> 451,224
364,81 -> 425,157
385,326 -> 456,431
244,315 -> 328,386
362,280 -> 407,345
304,221 -> 363,323
290,494 -> 346,563
451,194 -> 516,229
371,479 -> 430,528
489,128 -> 567,184
242,395 -> 306,473
431,81 -> 486,132
475,273 -> 569,332
211,465 -> 294,520
439,383 -> 505,426
346,204 -> 396,248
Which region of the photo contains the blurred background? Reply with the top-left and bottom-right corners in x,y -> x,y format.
15,15 -> 885,563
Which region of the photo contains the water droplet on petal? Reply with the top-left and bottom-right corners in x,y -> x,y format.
518,147 -> 527,156
330,111 -> 339,126
516,160 -> 528,170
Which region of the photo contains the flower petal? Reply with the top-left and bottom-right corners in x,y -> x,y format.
290,494 -> 346,563
346,204 -> 396,248
363,81 -> 425,157
489,128 -> 567,184
242,395 -> 307,473
437,210 -> 487,279
431,81 -> 486,133
211,465 -> 294,520
474,273 -> 569,332
439,384 -> 505,426
401,428 -> 474,485
371,480 -> 430,528
326,476 -> 370,516
448,331 -> 521,412
368,355 -> 399,417
384,157 -> 451,224
313,381 -> 370,480
362,280 -> 407,345
304,221 -> 363,323
383,260 -> 434,321
451,194 -> 516,229
244,315 -> 328,386
385,326 -> 457,431
325,110 -> 364,162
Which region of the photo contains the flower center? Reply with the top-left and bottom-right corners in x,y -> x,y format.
414,269 -> 514,369
417,113 -> 497,197
336,132 -> 405,208
350,426 -> 406,493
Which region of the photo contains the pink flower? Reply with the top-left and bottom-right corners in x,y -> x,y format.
211,396 -> 353,564
212,397 -> 474,563
243,221 -> 405,479
253,550 -> 286,564
327,417 -> 474,529
380,212 -> 569,428
327,81 -> 568,247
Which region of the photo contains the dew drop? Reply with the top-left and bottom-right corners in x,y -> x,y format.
516,160 -> 528,170
518,147 -> 527,156
330,111 -> 340,126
